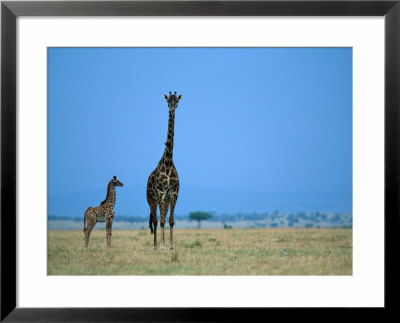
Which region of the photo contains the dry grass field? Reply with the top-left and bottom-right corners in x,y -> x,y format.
48,228 -> 352,275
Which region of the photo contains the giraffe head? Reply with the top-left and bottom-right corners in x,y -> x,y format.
111,175 -> 124,187
164,91 -> 182,112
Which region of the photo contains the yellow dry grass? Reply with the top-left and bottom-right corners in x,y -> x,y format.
48,228 -> 352,275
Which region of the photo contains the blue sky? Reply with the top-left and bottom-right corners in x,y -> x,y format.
48,47 -> 352,217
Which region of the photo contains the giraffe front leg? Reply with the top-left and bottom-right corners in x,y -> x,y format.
169,198 -> 177,250
159,202 -> 169,251
159,215 -> 166,251
106,220 -> 113,248
169,225 -> 174,251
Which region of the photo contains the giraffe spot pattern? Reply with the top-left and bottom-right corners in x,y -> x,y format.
146,93 -> 181,249
83,178 -> 121,248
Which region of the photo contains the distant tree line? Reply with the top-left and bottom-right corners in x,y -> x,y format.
49,211 -> 352,228
48,214 -> 148,223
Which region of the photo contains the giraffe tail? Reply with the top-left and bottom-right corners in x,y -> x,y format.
83,208 -> 89,232
149,212 -> 154,234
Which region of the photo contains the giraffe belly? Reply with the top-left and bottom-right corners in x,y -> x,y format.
96,215 -> 106,222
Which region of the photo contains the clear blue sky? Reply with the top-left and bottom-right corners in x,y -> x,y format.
48,47 -> 352,217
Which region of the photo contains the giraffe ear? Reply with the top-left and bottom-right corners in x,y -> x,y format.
164,94 -> 168,100
177,95 -> 182,100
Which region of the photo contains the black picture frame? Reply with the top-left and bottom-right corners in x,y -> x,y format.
1,0 -> 399,321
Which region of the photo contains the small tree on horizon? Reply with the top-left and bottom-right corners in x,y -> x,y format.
189,211 -> 213,229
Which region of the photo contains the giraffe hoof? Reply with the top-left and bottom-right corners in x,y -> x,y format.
170,246 -> 175,250
153,246 -> 157,251
160,246 -> 166,252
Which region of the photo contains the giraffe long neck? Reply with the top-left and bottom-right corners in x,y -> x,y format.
162,110 -> 175,165
102,181 -> 116,208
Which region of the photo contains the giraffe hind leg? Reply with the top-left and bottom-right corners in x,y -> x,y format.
169,196 -> 178,250
84,219 -> 96,248
147,196 -> 157,235
149,202 -> 158,250
149,213 -> 153,233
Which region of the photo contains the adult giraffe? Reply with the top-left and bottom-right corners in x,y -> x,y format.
146,92 -> 182,251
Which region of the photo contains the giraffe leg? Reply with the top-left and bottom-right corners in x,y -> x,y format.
84,220 -> 96,248
149,212 -> 153,234
151,204 -> 158,251
149,200 -> 157,235
106,219 -> 113,248
159,200 -> 169,251
169,196 -> 178,250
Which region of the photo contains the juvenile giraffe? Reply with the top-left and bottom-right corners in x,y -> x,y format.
83,176 -> 123,248
147,92 -> 182,251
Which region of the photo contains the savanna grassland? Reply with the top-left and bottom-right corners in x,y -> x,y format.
48,228 -> 352,275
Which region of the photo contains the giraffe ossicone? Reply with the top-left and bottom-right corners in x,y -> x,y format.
146,92 -> 182,251
83,176 -> 123,248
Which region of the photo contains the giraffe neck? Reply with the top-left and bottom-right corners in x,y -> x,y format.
161,110 -> 175,166
102,180 -> 116,208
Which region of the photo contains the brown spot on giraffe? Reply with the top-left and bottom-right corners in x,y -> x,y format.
83,176 -> 123,248
146,92 -> 182,251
